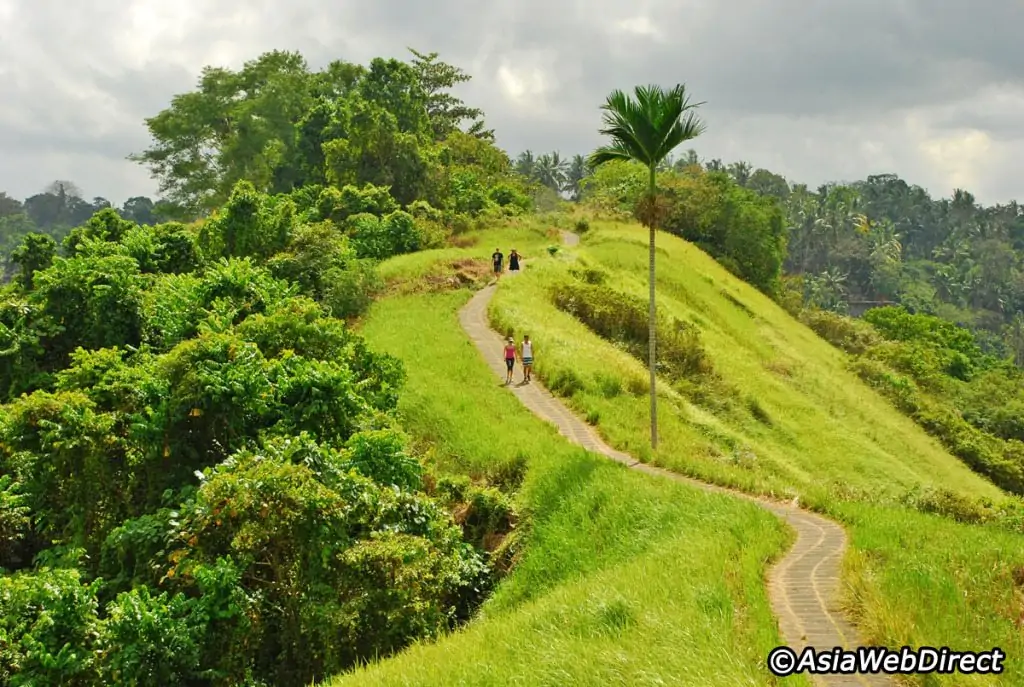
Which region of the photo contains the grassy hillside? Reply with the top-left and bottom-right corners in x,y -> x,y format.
492,221 -> 1002,502
324,219 -> 1024,685
483,220 -> 1024,684
328,287 -> 804,686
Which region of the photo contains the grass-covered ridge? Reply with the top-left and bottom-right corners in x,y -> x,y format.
483,221 -> 1024,685
328,284 -> 807,685
492,221 -> 1003,502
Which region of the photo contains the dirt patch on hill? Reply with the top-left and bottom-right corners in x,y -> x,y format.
386,258 -> 492,296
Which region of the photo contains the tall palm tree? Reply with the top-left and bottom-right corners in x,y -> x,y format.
588,84 -> 706,450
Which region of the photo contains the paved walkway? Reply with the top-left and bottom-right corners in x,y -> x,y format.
457,232 -> 892,687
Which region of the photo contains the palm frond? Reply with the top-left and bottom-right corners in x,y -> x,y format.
590,83 -> 706,172
588,143 -> 634,168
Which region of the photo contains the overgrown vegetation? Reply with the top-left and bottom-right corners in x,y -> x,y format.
5,34 -> 1024,687
0,48 -> 534,687
796,305 -> 1024,496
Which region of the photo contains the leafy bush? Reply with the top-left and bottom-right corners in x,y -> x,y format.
165,450 -> 487,685
0,568 -> 102,686
551,280 -> 713,382
851,357 -> 1024,495
799,305 -> 882,355
0,46 -> 540,686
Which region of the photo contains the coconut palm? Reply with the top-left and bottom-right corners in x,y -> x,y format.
535,152 -> 569,193
588,84 -> 706,449
514,150 -> 537,180
565,154 -> 591,201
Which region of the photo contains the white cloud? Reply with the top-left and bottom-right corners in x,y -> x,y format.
614,16 -> 661,39
917,129 -> 994,192
497,58 -> 553,106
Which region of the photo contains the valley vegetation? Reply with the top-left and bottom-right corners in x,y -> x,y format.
0,49 -> 534,687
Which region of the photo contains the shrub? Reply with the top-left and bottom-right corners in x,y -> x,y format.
546,367 -> 585,397
550,281 -> 713,382
322,260 -> 383,318
0,568 -> 102,686
569,264 -> 608,285
799,309 -> 881,355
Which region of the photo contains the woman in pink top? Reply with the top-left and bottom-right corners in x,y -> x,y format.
503,336 -> 518,385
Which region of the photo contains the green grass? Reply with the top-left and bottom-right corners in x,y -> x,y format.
490,221 -> 1002,503
481,220 -> 1024,685
378,219 -> 561,285
838,502 -> 1024,684
326,290 -> 806,686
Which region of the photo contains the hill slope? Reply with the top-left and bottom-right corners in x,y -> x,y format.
330,290 -> 802,686
491,222 -> 1004,503
330,221 -> 1023,685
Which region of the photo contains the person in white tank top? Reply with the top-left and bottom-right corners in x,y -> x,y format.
520,335 -> 534,383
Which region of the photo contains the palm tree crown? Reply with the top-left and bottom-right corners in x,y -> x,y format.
588,84 -> 706,174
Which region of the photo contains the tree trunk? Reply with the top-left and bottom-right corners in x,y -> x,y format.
647,165 -> 658,450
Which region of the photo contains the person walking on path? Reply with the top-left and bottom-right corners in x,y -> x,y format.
503,336 -> 518,384
520,334 -> 534,383
508,249 -> 521,273
491,248 -> 504,280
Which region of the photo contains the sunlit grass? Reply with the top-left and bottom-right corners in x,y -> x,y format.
325,291 -> 803,686
480,220 -> 1024,685
491,220 -> 1002,502
378,220 -> 559,284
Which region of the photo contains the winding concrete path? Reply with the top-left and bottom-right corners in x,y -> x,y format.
457,232 -> 893,687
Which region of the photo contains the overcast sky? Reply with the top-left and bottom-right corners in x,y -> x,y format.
1,0 -> 1022,206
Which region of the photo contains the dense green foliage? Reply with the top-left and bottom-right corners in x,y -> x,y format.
5,38 -> 1024,686
578,160 -> 787,294
799,305 -> 1024,496
0,48 -> 531,687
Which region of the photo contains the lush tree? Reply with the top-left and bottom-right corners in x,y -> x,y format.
589,84 -> 706,450
9,233 -> 57,291
407,48 -> 491,140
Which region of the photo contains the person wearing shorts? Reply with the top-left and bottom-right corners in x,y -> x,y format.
492,248 -> 504,280
503,336 -> 517,384
520,334 -> 533,383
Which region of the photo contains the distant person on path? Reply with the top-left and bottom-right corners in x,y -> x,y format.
508,249 -> 521,273
503,336 -> 518,384
521,334 -> 534,383
492,248 -> 504,280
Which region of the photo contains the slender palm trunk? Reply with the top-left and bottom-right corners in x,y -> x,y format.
647,165 -> 658,450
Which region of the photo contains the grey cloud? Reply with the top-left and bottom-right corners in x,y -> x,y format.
0,0 -> 1022,205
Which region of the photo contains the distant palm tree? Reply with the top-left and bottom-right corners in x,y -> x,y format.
565,154 -> 591,201
727,161 -> 751,186
588,84 -> 706,450
535,152 -> 568,193
514,151 -> 537,180
1004,313 -> 1024,368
